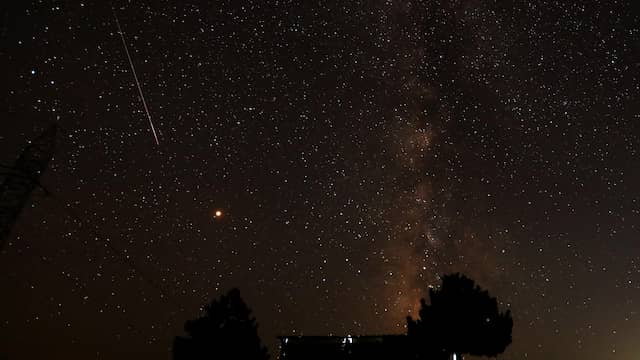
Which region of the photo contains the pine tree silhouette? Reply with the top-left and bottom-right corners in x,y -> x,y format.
407,273 -> 512,359
173,288 -> 269,360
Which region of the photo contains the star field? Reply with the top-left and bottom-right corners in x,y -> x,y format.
1,1 -> 639,359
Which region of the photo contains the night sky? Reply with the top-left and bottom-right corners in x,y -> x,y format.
1,1 -> 639,359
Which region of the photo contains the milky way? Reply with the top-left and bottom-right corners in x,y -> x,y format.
1,1 -> 639,359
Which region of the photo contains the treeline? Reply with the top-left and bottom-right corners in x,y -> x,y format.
173,273 -> 512,360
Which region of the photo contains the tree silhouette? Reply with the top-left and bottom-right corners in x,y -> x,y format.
173,288 -> 269,360
407,273 -> 512,359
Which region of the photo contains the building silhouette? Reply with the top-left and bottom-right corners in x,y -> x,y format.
278,335 -> 416,360
278,335 -> 470,360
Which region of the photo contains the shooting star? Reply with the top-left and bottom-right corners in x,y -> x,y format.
111,6 -> 160,146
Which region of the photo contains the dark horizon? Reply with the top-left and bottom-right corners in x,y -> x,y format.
2,1 -> 639,359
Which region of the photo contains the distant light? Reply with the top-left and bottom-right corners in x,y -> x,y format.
453,354 -> 457,360
31,69 -> 36,75
342,335 -> 353,345
213,209 -> 223,219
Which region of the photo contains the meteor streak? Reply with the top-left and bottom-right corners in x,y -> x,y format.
112,6 -> 160,145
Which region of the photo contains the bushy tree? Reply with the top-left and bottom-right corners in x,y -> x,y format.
407,273 -> 512,359
173,288 -> 269,360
